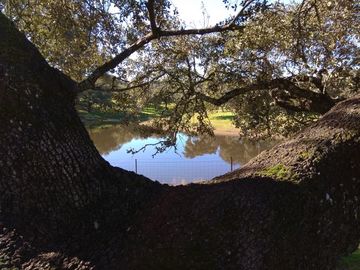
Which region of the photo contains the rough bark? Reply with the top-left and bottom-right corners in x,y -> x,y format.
0,12 -> 159,241
1,12 -> 360,270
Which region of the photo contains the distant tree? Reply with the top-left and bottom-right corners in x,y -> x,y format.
77,90 -> 112,112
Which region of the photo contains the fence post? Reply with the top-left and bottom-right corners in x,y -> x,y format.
230,156 -> 233,172
135,159 -> 138,173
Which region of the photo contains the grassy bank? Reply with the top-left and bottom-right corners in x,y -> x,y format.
207,111 -> 239,135
78,108 -> 160,127
339,249 -> 360,270
78,107 -> 239,135
78,110 -> 127,127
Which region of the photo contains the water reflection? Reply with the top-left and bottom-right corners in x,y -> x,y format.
88,124 -> 278,185
88,124 -> 156,155
184,136 -> 276,165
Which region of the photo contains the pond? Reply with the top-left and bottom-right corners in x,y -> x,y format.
88,124 -> 278,185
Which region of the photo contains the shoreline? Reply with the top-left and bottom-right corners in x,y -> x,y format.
139,119 -> 241,137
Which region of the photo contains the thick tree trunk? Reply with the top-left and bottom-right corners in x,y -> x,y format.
0,13 -> 159,241
1,13 -> 360,270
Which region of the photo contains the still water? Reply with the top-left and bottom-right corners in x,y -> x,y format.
88,124 -> 277,185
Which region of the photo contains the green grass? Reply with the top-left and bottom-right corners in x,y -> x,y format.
138,105 -> 168,122
208,111 -> 235,121
79,107 -> 238,133
207,111 -> 236,133
77,110 -> 128,127
78,104 -> 172,126
144,108 -> 238,133
141,106 -> 163,117
339,249 -> 360,270
260,164 -> 291,179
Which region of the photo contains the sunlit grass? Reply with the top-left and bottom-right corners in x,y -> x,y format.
208,111 -> 235,121
339,249 -> 360,270
78,106 -> 238,134
207,111 -> 238,135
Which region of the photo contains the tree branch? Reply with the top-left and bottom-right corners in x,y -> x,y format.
77,33 -> 157,92
146,0 -> 159,35
77,0 -> 252,93
228,0 -> 257,25
156,23 -> 244,37
196,84 -> 262,106
197,78 -> 338,114
94,73 -> 166,92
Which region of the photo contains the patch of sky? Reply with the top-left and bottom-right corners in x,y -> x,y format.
170,0 -> 300,28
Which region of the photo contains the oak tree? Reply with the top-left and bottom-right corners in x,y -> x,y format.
0,0 -> 360,269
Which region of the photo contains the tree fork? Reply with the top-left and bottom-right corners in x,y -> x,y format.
1,12 -> 360,270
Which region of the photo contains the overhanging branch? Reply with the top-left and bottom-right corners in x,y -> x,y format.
197,78 -> 339,114
94,73 -> 166,92
77,33 -> 156,92
77,0 -> 253,93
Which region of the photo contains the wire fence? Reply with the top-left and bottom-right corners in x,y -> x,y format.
117,158 -> 240,185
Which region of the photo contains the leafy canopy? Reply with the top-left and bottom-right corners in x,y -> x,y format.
2,0 -> 359,141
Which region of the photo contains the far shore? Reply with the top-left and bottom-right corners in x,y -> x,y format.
139,119 -> 241,137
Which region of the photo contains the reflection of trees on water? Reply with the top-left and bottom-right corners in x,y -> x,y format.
184,136 -> 278,165
88,124 -> 278,163
183,137 -> 218,158
88,124 -> 161,155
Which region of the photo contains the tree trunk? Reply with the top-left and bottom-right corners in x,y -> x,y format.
0,12 -> 159,241
1,13 -> 360,270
